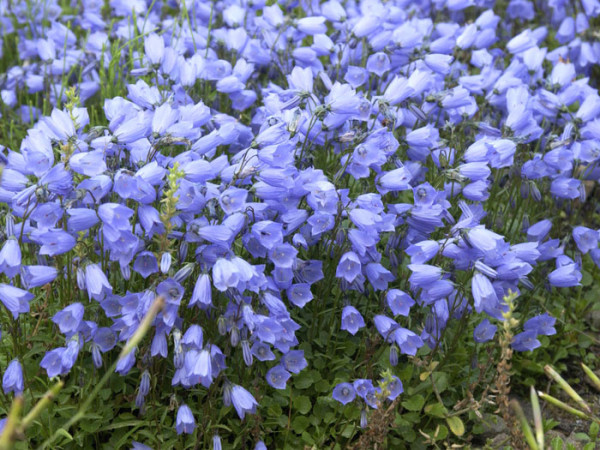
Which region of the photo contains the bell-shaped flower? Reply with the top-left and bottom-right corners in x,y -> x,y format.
2,360 -> 24,395
333,383 -> 356,405
52,303 -> 84,336
0,284 -> 33,319
340,305 -> 365,335
231,385 -> 258,419
266,365 -> 291,390
175,404 -> 196,435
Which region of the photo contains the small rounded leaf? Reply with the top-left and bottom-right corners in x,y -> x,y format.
446,416 -> 465,437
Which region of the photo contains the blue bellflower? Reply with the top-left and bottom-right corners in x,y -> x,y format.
2,359 -> 24,395
175,404 -> 196,435
332,383 -> 356,405
340,305 -> 365,335
230,385 -> 259,419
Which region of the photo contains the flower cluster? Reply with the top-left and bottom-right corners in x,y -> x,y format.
333,375 -> 403,407
1,0 -> 600,445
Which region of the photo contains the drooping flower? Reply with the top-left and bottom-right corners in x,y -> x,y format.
133,252 -> 159,279
175,404 -> 196,435
84,264 -> 112,301
231,385 -> 259,419
548,262 -> 582,287
386,290 -> 415,317
0,284 -> 33,319
340,305 -> 365,335
20,265 -> 58,289
286,283 -> 313,308
471,273 -> 498,313
336,251 -> 362,283
0,238 -> 21,278
2,359 -> 24,395
52,303 -> 84,336
572,226 -> 599,254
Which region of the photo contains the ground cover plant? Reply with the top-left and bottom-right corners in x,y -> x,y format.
1,0 -> 600,448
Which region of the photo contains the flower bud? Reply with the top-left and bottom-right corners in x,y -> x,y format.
529,181 -> 541,202
135,390 -> 146,409
179,241 -> 188,263
120,263 -> 131,281
389,344 -> 399,366
77,267 -> 86,290
5,214 -> 14,237
230,326 -> 240,347
522,215 -> 530,234
222,383 -> 232,407
174,263 -> 194,283
140,370 -> 151,396
174,347 -> 184,369
161,253 -> 172,273
217,316 -> 227,336
91,343 -> 103,368
520,181 -> 529,199
213,434 -> 222,450
242,340 -> 253,366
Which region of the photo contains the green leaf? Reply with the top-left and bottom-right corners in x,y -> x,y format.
398,365 -> 414,381
472,422 -> 485,434
275,415 -> 288,427
55,428 -> 73,442
292,416 -> 310,434
273,392 -> 290,406
314,380 -> 330,393
574,432 -> 591,441
552,347 -> 569,364
322,411 -> 335,424
581,270 -> 593,286
79,419 -> 101,433
435,424 -> 448,441
294,395 -> 312,415
294,370 -> 319,389
401,412 -> 421,423
100,388 -> 112,401
424,402 -> 447,418
301,431 -> 316,445
578,333 -> 593,349
401,427 -> 416,443
432,372 -> 449,393
343,403 -> 360,419
313,357 -> 326,370
267,404 -> 283,418
551,437 -> 564,450
109,375 -> 125,392
395,413 -> 410,427
402,394 -> 425,412
446,416 -> 465,436
340,424 -> 355,438
589,421 -> 599,440
294,374 -> 311,390
99,420 -> 144,431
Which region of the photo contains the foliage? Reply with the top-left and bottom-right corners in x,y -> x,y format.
0,0 -> 599,448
